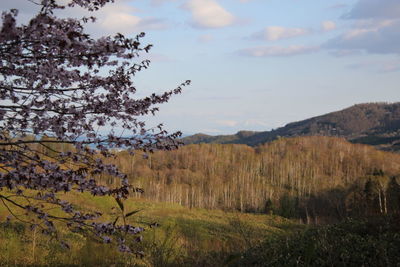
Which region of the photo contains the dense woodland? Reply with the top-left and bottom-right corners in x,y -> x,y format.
90,136 -> 400,223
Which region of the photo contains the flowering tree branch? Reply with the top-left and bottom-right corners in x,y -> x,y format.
0,0 -> 190,252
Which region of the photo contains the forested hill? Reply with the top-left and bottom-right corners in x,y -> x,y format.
104,136 -> 400,221
182,102 -> 400,152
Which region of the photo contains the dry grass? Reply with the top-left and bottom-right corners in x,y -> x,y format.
0,191 -> 302,266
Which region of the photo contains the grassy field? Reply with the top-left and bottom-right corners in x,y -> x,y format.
0,192 -> 303,266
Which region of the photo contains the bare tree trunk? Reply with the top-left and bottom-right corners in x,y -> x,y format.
305,206 -> 311,225
383,192 -> 387,214
378,190 -> 383,214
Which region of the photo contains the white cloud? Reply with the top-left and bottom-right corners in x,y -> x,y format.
238,45 -> 318,57
84,2 -> 169,35
182,0 -> 236,29
322,21 -> 336,31
326,0 -> 400,55
215,120 -> 238,127
252,26 -> 309,41
99,9 -> 141,33
1,0 -> 169,36
325,19 -> 400,54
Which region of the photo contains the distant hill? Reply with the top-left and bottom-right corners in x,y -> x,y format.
182,102 -> 400,152
182,130 -> 260,145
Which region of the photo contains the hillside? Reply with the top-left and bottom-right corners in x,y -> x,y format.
0,194 -> 300,266
105,136 -> 400,222
183,130 -> 260,145
182,102 -> 400,152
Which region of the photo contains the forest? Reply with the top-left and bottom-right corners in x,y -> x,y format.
97,136 -> 400,223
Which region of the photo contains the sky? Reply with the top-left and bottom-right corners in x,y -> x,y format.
2,0 -> 400,135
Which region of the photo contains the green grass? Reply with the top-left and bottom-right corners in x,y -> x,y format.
0,192 -> 302,266
2,192 -> 398,266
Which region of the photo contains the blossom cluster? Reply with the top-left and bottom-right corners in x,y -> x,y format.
0,0 -> 189,252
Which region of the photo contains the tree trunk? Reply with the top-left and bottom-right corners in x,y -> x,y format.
378,190 -> 383,214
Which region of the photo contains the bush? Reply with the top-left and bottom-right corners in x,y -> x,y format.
234,215 -> 400,266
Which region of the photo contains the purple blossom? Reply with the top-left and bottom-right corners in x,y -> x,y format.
0,0 -> 189,253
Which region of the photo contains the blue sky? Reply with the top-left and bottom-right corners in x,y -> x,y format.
4,0 -> 400,135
